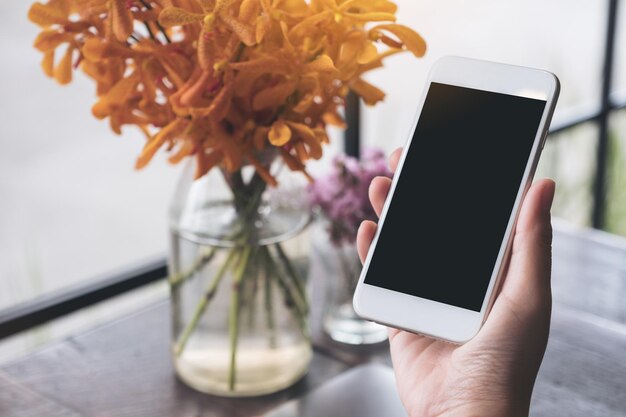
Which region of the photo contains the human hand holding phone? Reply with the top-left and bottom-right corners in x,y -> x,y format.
357,148 -> 555,417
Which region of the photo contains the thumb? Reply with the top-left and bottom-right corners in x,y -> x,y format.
497,179 -> 556,316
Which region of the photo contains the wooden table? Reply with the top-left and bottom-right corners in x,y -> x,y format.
2,222 -> 626,417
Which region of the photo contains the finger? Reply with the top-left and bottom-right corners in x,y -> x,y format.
357,220 -> 377,263
515,179 -> 555,238
369,176 -> 393,217
484,179 -> 555,332
369,148 -> 401,217
502,179 -> 555,304
476,179 -> 555,360
389,147 -> 402,173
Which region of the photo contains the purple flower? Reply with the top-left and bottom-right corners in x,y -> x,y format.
308,148 -> 393,246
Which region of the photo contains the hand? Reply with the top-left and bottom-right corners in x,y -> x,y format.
357,148 -> 555,417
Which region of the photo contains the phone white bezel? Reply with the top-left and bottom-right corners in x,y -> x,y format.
353,56 -> 560,344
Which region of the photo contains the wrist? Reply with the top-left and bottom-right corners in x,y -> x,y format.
443,400 -> 528,417
424,371 -> 534,417
426,395 -> 529,417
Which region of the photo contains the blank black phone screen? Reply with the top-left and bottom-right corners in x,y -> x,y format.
363,82 -> 546,312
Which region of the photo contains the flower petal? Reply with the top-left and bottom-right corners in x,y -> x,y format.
357,42 -> 378,64
92,74 -> 138,118
110,0 -> 134,42
252,126 -> 269,150
350,78 -> 385,105
207,80 -> 234,121
293,94 -> 314,114
281,0 -> 308,15
189,79 -> 234,121
239,0 -> 261,23
136,118 -> 189,169
157,57 -> 186,89
247,153 -> 278,186
221,143 -> 243,171
53,46 -> 73,85
286,121 -> 322,159
356,48 -> 403,75
214,0 -> 238,13
303,136 -> 322,159
54,0 -> 71,15
281,148 -> 304,171
33,30 -> 73,52
342,12 -> 396,22
294,142 -> 308,162
252,79 -> 296,110
158,7 -> 204,27
195,150 -> 224,179
82,37 -> 110,62
28,2 -> 67,26
169,140 -> 195,164
322,110 -> 346,128
338,0 -> 397,13
197,27 -> 215,71
193,0 -> 213,13
313,127 -> 330,144
219,13 -> 256,46
41,50 -> 55,77
268,120 -> 291,146
229,56 -> 289,75
371,24 -> 426,57
303,54 -> 337,73
280,149 -> 313,182
288,10 -> 332,39
179,70 -> 212,106
255,14 -> 271,43
279,20 -> 294,52
105,74 -> 138,105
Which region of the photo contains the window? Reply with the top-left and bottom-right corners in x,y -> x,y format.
360,0 -> 621,232
612,0 -> 626,102
361,0 -> 607,154
0,1 -> 178,311
1,0 -> 623,341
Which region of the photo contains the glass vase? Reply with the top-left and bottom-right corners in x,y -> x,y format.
168,158 -> 312,397
322,241 -> 388,345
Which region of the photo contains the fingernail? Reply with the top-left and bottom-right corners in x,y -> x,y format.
541,180 -> 556,214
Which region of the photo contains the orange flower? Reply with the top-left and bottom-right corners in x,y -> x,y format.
28,0 -> 426,184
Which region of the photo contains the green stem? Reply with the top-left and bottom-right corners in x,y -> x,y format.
262,247 -> 310,342
233,42 -> 245,62
168,246 -> 216,288
229,245 -> 252,391
263,253 -> 277,348
174,248 -> 239,357
222,170 -> 267,238
274,243 -> 309,313
224,170 -> 247,211
238,174 -> 267,218
246,261 -> 260,329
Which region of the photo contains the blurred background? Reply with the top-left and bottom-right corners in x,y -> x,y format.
1,0 -> 625,360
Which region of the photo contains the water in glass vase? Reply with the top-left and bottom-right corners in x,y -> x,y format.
169,164 -> 312,397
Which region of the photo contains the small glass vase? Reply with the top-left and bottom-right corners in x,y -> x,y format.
322,241 -> 388,345
168,158 -> 312,397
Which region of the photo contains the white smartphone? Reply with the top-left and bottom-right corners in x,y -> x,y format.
353,56 -> 560,344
